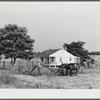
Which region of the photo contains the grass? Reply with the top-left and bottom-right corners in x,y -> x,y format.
0,70 -> 65,89
0,55 -> 100,89
35,72 -> 100,89
0,70 -> 40,88
0,67 -> 100,89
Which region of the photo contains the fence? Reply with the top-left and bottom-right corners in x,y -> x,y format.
0,58 -> 98,76
0,59 -> 57,76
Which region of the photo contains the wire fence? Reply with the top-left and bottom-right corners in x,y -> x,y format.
0,58 -> 99,76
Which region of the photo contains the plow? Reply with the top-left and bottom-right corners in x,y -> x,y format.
20,61 -> 81,76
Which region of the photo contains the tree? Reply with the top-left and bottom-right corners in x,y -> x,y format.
18,50 -> 35,60
0,24 -> 35,69
89,51 -> 100,55
63,41 -> 90,62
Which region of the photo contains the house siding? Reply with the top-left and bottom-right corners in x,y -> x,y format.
50,49 -> 79,66
34,49 -> 80,67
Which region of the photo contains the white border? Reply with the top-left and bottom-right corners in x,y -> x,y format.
0,89 -> 100,98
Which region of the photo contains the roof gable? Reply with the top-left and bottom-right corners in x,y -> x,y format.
50,49 -> 73,56
50,49 -> 80,58
36,49 -> 60,57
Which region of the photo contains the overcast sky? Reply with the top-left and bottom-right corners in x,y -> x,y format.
0,2 -> 100,52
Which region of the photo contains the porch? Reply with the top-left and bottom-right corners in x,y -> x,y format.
40,57 -> 57,67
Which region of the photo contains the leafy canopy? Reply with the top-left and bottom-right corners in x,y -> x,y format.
63,41 -> 90,61
0,24 -> 35,61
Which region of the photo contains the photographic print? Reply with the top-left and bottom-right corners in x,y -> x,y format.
0,1 -> 100,90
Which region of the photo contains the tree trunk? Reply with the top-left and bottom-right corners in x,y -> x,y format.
3,61 -> 5,69
11,58 -> 13,65
13,57 -> 17,71
11,58 -> 16,71
14,57 -> 16,64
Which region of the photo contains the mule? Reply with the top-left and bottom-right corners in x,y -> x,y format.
66,63 -> 81,76
58,63 -> 81,76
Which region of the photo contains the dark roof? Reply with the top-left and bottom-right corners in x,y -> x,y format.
36,49 -> 60,57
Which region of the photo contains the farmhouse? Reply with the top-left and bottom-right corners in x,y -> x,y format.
35,47 -> 80,67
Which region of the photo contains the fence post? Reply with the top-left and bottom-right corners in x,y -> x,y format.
18,61 -> 20,72
81,66 -> 84,74
38,66 -> 41,76
27,60 -> 31,74
32,61 -> 34,67
38,62 -> 41,76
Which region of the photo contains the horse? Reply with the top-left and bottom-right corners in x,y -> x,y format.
57,64 -> 67,76
66,63 -> 81,76
58,63 -> 81,76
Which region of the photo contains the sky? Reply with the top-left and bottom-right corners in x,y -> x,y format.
0,2 -> 100,52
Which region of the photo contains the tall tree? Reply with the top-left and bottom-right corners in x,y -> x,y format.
63,41 -> 90,62
89,51 -> 100,55
0,24 -> 35,68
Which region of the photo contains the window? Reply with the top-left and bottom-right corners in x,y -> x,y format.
70,57 -> 72,61
51,57 -> 55,62
41,57 -> 43,62
76,58 -> 80,63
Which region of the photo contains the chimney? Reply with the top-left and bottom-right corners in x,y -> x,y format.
63,44 -> 67,51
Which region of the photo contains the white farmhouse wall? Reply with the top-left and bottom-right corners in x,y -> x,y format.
50,49 -> 77,65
